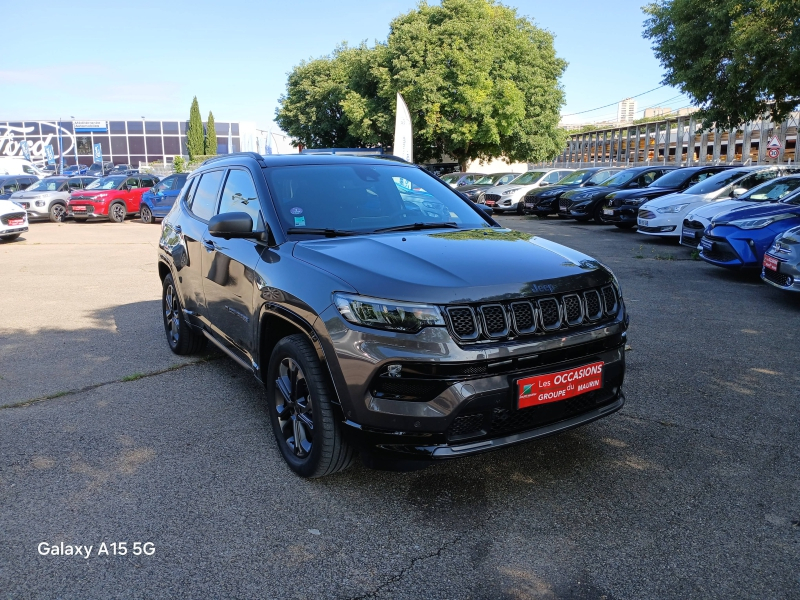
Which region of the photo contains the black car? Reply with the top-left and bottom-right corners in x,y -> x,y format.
110,164 -> 137,175
559,166 -> 677,223
458,172 -> 521,203
157,152 -> 628,477
87,162 -> 114,178
523,168 -> 622,217
0,175 -> 38,200
602,166 -> 732,229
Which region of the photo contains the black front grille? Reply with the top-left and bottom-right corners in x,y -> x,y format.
70,205 -> 95,214
601,285 -> 617,314
559,197 -> 571,211
511,301 -> 536,333
763,267 -> 791,287
538,298 -> 562,330
563,294 -> 583,325
1,212 -> 26,225
484,194 -> 501,202
371,377 -> 450,402
701,237 -> 739,263
479,304 -> 508,337
446,307 -> 478,339
638,209 -> 656,220
584,290 -> 602,320
18,202 -> 30,209
449,414 -> 485,438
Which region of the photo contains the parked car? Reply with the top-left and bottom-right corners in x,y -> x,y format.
636,166 -> 799,238
67,176 -> 98,191
762,225 -> 800,291
157,153 -> 627,477
602,166 -> 731,229
139,173 -> 188,223
62,164 -> 88,176
8,177 -> 72,222
440,172 -> 485,188
0,175 -> 39,200
110,164 -> 134,174
559,166 -> 676,223
523,168 -> 622,217
457,172 -> 521,204
699,192 -> 800,269
680,176 -> 800,247
67,173 -> 160,223
0,198 -> 29,242
86,162 -> 114,178
484,169 -> 574,214
0,157 -> 46,177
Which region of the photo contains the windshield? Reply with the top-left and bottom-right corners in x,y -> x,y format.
683,169 -> 749,195
646,169 -> 699,188
557,169 -> 593,185
600,170 -> 638,187
441,174 -> 460,183
743,177 -> 800,202
86,176 -> 125,190
264,164 -> 492,234
26,179 -> 66,192
476,173 -> 516,185
509,171 -> 547,185
585,170 -> 618,185
88,164 -> 102,171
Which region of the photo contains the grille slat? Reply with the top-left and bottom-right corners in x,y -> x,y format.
538,298 -> 562,330
583,290 -> 603,320
479,304 -> 508,338
638,209 -> 656,220
562,294 -> 584,325
446,307 -> 478,340
601,285 -> 617,315
511,301 -> 537,334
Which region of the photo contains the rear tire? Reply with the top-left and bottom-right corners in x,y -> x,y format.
109,202 -> 127,223
162,273 -> 206,355
267,334 -> 355,478
140,205 -> 155,224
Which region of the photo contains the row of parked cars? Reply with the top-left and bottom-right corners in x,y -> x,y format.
0,170 -> 189,241
445,164 -> 800,294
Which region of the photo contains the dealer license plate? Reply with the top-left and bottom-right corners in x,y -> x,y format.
72,206 -> 87,212
700,238 -> 714,252
8,218 -> 24,226
485,201 -> 495,206
525,201 -> 534,208
763,254 -> 779,272
637,218 -> 648,226
603,208 -> 614,215
516,361 -> 604,409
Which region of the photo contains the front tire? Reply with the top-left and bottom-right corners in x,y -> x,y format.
267,334 -> 355,478
516,200 -> 525,215
0,234 -> 20,242
49,203 -> 67,223
593,204 -> 609,224
162,273 -> 206,355
140,205 -> 155,224
109,202 -> 127,223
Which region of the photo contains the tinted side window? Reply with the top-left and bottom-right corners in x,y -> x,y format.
189,171 -> 224,221
140,177 -> 157,188
125,177 -> 139,189
217,170 -> 261,231
739,171 -> 778,190
1,180 -> 18,193
68,180 -> 82,190
172,174 -> 188,190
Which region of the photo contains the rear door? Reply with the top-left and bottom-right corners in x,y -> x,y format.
201,167 -> 264,366
156,174 -> 187,217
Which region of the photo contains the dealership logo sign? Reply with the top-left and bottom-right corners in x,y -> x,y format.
0,123 -> 75,163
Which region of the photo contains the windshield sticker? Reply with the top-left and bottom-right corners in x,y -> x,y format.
290,207 -> 303,215
294,216 -> 306,227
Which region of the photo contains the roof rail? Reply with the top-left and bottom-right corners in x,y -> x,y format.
200,152 -> 267,167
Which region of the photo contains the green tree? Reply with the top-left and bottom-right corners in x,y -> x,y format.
172,156 -> 185,173
643,0 -> 800,128
205,111 -> 218,156
275,0 -> 567,168
187,97 -> 205,160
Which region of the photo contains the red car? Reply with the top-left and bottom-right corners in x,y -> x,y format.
67,174 -> 160,222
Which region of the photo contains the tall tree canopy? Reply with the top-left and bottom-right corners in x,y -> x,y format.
275,0 -> 567,167
187,97 -> 205,160
643,0 -> 800,128
206,111 -> 218,155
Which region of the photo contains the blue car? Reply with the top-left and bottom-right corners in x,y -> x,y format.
699,189 -> 800,269
62,164 -> 88,176
138,173 -> 188,223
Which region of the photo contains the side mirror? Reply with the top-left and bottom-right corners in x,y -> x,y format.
539,181 -> 548,186
208,211 -> 264,240
731,187 -> 747,198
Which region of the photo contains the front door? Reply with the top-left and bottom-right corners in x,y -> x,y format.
201,167 -> 264,366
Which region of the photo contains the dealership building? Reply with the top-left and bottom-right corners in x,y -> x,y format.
0,119 -> 273,168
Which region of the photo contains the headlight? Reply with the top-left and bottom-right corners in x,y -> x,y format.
656,203 -> 690,214
573,192 -> 592,200
727,213 -> 794,229
334,293 -> 445,332
501,188 -> 520,195
628,197 -> 647,205
540,189 -> 559,198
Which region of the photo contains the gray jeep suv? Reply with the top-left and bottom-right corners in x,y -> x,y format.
157,153 -> 628,478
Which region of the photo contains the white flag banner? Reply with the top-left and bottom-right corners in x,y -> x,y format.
393,93 -> 413,163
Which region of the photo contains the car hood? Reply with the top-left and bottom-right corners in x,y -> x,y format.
0,199 -> 27,216
642,192 -> 710,209
485,182 -> 539,194
70,190 -> 115,199
457,184 -> 493,192
10,190 -> 64,199
292,228 -> 613,305
608,186 -> 679,201
688,199 -> 757,221
562,185 -> 620,199
775,225 -> 800,245
712,202 -> 800,224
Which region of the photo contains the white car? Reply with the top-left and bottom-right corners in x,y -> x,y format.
637,166 -> 800,238
0,157 -> 47,177
483,169 -> 574,214
680,176 -> 800,247
0,199 -> 29,242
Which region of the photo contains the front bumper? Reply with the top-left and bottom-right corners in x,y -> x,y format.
68,203 -> 107,218
602,205 -> 640,224
761,252 -> 800,291
679,220 -> 707,248
524,196 -> 560,215
0,225 -> 28,237
636,210 -> 681,237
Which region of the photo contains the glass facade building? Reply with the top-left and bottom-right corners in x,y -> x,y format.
0,119 -> 247,167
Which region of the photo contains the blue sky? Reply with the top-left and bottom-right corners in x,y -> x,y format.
0,0 -> 690,130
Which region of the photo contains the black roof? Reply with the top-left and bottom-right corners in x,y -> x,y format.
198,152 -> 416,170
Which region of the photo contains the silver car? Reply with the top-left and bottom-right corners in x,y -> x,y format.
9,177 -> 73,222
483,169 -> 574,214
762,225 -> 800,292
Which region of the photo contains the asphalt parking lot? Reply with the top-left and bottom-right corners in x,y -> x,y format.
1,216 -> 799,599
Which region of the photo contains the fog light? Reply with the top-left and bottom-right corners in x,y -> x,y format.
786,276 -> 794,286
387,364 -> 402,378
35,201 -> 45,207
659,226 -> 676,232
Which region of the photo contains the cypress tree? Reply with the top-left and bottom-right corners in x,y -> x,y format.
205,112 -> 218,156
186,97 -> 205,160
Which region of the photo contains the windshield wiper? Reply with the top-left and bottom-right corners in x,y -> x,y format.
373,222 -> 460,233
286,228 -> 359,237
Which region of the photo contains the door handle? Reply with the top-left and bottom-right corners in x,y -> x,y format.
202,239 -> 216,252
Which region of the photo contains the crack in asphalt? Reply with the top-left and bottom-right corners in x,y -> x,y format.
0,355 -> 220,410
346,534 -> 462,600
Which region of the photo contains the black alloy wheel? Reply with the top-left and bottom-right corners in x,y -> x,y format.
162,273 -> 206,355
109,202 -> 127,223
49,203 -> 66,222
141,205 -> 154,224
267,334 -> 355,478
593,203 -> 610,224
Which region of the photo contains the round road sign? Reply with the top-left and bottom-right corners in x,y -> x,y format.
767,148 -> 780,159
